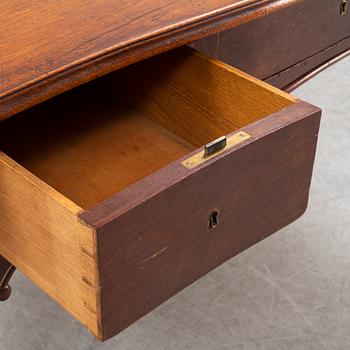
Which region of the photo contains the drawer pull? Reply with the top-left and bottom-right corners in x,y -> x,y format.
204,136 -> 227,157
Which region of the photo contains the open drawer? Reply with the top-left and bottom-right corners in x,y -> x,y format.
0,47 -> 321,340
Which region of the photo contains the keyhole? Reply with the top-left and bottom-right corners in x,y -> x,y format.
208,210 -> 219,229
340,0 -> 347,15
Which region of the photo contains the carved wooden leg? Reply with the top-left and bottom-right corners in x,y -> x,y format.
0,255 -> 16,301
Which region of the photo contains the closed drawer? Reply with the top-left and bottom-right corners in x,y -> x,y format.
0,47 -> 321,340
192,0 -> 350,84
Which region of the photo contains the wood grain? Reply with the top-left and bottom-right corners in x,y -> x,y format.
0,153 -> 100,336
0,0 -> 298,121
0,89 -> 194,210
108,47 -> 295,147
0,47 -> 293,210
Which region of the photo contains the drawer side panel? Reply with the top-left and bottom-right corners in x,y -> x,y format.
0,154 -> 100,337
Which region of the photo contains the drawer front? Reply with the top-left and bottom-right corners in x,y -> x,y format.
192,0 -> 350,81
81,102 -> 320,340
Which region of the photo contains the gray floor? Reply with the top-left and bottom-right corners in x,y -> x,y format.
1,56 -> 350,350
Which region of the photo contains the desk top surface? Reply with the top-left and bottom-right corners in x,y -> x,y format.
0,0 -> 288,120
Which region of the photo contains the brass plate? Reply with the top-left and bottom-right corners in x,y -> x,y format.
181,131 -> 251,169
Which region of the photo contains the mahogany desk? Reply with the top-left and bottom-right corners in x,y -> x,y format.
0,0 -> 348,341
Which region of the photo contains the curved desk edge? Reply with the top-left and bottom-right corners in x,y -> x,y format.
0,0 -> 297,121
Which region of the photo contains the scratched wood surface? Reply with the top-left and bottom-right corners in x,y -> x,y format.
0,0 -> 297,120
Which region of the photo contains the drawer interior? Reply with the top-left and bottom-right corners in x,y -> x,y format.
0,48 -> 295,210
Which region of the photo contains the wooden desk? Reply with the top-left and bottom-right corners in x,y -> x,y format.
0,0 -> 347,341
